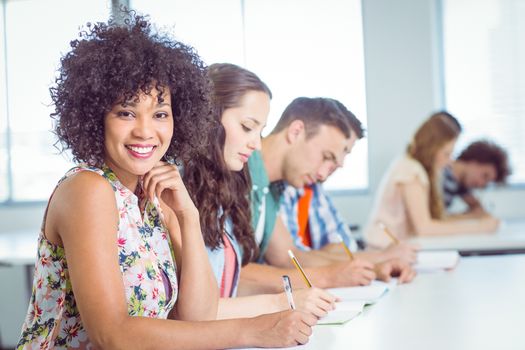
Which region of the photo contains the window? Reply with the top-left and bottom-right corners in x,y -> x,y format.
131,0 -> 369,191
0,5 -> 7,202
442,0 -> 525,184
1,0 -> 111,202
129,0 -> 245,66
1,0 -> 368,203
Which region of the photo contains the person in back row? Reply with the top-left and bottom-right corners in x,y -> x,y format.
240,97 -> 414,293
280,102 -> 418,267
364,112 -> 500,249
443,140 -> 510,217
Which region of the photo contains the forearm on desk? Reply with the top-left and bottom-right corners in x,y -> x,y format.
217,294 -> 284,319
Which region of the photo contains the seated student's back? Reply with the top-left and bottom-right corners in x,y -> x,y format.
365,154 -> 430,247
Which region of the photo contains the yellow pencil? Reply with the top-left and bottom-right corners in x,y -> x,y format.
287,250 -> 313,288
335,235 -> 354,260
378,222 -> 400,245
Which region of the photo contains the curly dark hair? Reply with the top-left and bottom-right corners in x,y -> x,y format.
457,140 -> 511,183
51,12 -> 214,166
184,63 -> 271,265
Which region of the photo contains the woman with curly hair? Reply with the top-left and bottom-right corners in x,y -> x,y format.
17,13 -> 314,349
364,112 -> 500,248
183,63 -> 336,319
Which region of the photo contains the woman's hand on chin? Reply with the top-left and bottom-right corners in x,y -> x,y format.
142,161 -> 198,219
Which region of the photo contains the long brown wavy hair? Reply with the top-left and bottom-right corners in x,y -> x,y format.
407,112 -> 461,219
183,63 -> 271,265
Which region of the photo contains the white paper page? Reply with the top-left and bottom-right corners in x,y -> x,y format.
414,250 -> 460,272
326,284 -> 388,304
334,300 -> 366,312
317,309 -> 361,325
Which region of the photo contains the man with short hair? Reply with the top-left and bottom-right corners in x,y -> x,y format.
240,97 -> 414,294
279,102 -> 417,265
444,140 -> 510,216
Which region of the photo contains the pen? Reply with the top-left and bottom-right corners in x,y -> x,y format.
282,275 -> 296,310
378,222 -> 400,244
287,250 -> 313,288
335,235 -> 354,260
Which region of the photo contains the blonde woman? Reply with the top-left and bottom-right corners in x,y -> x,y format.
364,112 -> 499,248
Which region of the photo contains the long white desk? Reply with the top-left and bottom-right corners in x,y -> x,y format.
2,229 -> 525,349
249,255 -> 525,350
409,219 -> 525,256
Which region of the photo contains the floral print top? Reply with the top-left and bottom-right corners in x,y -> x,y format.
17,165 -> 178,349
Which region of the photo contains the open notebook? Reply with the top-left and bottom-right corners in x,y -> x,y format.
413,250 -> 460,272
317,309 -> 361,325
326,281 -> 390,305
316,300 -> 365,325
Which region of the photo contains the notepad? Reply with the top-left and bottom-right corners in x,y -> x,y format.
413,250 -> 460,272
317,309 -> 361,325
335,300 -> 366,312
371,278 -> 398,290
326,284 -> 388,304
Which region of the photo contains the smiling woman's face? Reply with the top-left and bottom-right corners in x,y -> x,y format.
103,89 -> 173,186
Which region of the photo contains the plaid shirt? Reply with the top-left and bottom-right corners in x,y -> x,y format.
442,166 -> 470,208
280,183 -> 357,251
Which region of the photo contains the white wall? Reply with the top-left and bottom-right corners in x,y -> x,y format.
327,0 -> 443,230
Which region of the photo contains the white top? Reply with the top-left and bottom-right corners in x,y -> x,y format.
364,155 -> 429,248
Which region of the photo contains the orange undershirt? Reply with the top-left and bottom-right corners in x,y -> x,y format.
297,186 -> 313,248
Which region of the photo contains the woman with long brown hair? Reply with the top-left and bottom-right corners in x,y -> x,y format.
364,112 -> 499,248
184,63 -> 337,318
